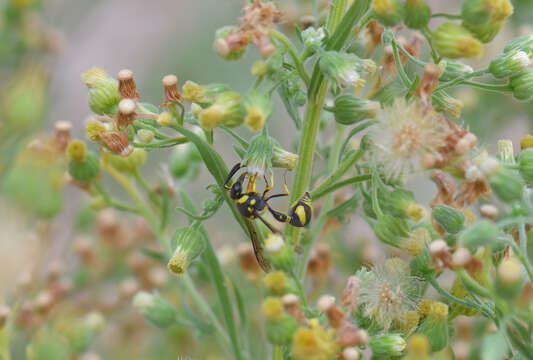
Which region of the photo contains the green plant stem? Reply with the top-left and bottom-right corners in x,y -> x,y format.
393,39 -> 426,67
309,148 -> 364,201
434,69 -> 489,92
269,29 -> 310,86
91,180 -> 139,212
132,169 -> 161,207
273,345 -> 282,360
182,273 -> 231,349
428,275 -> 491,318
284,81 -> 329,245
461,80 -> 513,93
298,125 -> 345,279
311,174 -> 371,200
421,26 -> 439,63
431,13 -> 462,19
133,137 -> 188,149
505,238 -> 533,286
391,40 -> 412,88
326,0 -> 346,32
458,269 -> 492,298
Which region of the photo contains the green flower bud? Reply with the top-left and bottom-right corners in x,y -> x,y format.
168,225 -> 204,274
511,68 -> 533,102
136,129 -> 154,144
382,189 -> 414,218
519,148 -> 533,184
404,0 -> 431,29
410,245 -> 432,276
264,234 -> 295,273
371,0 -> 406,27
488,166 -> 524,202
458,220 -> 499,250
432,205 -> 465,234
329,95 -> 380,125
67,141 -> 100,182
319,51 -> 375,88
461,0 -> 495,26
214,26 -> 247,61
101,148 -> 146,173
504,33 -> 533,54
369,333 -> 406,357
198,91 -> 244,130
251,61 -> 270,76
182,81 -> 230,107
450,272 -> 480,317
26,330 -> 69,360
463,19 -> 503,43
489,50 -> 532,78
301,26 -> 326,48
498,139 -> 515,165
262,298 -> 298,345
432,91 -> 464,118
85,117 -> 107,142
480,331 -> 508,360
406,334 -> 430,360
81,66 -> 121,115
65,312 -> 104,354
381,28 -> 394,45
169,145 -> 192,178
272,140 -> 298,171
243,91 -> 273,132
416,302 -> 449,352
374,214 -> 410,248
495,257 -> 524,299
243,132 -> 274,177
433,23 -> 483,59
438,60 -> 474,82
263,271 -> 298,295
133,291 -> 177,328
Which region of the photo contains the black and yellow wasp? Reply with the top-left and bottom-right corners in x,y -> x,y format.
224,162 -> 313,271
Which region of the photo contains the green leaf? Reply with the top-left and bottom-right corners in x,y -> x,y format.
277,85 -> 302,129
233,145 -> 246,159
139,248 -> 166,262
219,125 -> 250,149
294,24 -> 303,44
229,277 -> 247,333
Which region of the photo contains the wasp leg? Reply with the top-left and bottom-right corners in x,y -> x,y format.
262,171 -> 275,197
224,162 -> 243,190
246,174 -> 257,193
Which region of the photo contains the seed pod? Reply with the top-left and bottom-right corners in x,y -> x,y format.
433,23 -> 483,59
432,205 -> 465,234
167,226 -> 204,274
511,68 -> 533,102
330,95 -> 380,125
404,0 -> 431,29
132,291 -> 177,328
458,220 -> 499,250
489,50 -> 531,78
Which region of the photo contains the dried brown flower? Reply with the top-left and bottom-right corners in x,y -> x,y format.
118,69 -> 139,99
115,99 -> 137,128
162,74 -> 183,106
100,129 -> 133,156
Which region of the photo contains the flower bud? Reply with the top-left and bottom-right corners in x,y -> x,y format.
101,148 -> 146,173
251,61 -> 270,76
167,226 -> 204,274
157,111 -> 174,126
81,67 -> 121,115
319,51 -> 374,88
504,33 -> 533,54
404,0 -> 431,29
214,26 -> 248,61
487,166 -> 524,202
521,135 -> 533,150
26,330 -> 69,360
67,140 -> 100,182
401,227 -> 430,256
369,334 -> 406,357
374,214 -> 410,248
262,297 -> 298,345
511,68 -> 533,102
371,0 -> 406,27
136,129 -> 154,144
433,23 -> 483,59
132,291 -> 177,328
264,234 -> 295,273
65,312 -> 105,354
438,60 -> 474,82
458,220 -> 499,250
495,257 -> 524,299
182,81 -> 230,107
416,302 -> 449,352
519,148 -> 533,184
272,140 -> 298,171
85,117 -> 107,142
169,145 -> 193,178
198,91 -> 244,130
410,245 -> 432,276
406,334 -> 430,360
243,132 -> 274,177
461,0 -> 496,26
329,95 -> 380,125
489,50 -> 532,78
264,271 -> 297,295
243,91 -> 273,132
291,320 -> 338,360
301,26 -> 326,48
498,139 -> 515,164
394,311 -> 420,336
432,205 -> 465,234
432,91 -> 464,118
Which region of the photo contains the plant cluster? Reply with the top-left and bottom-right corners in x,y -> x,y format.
2,0 -> 533,359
